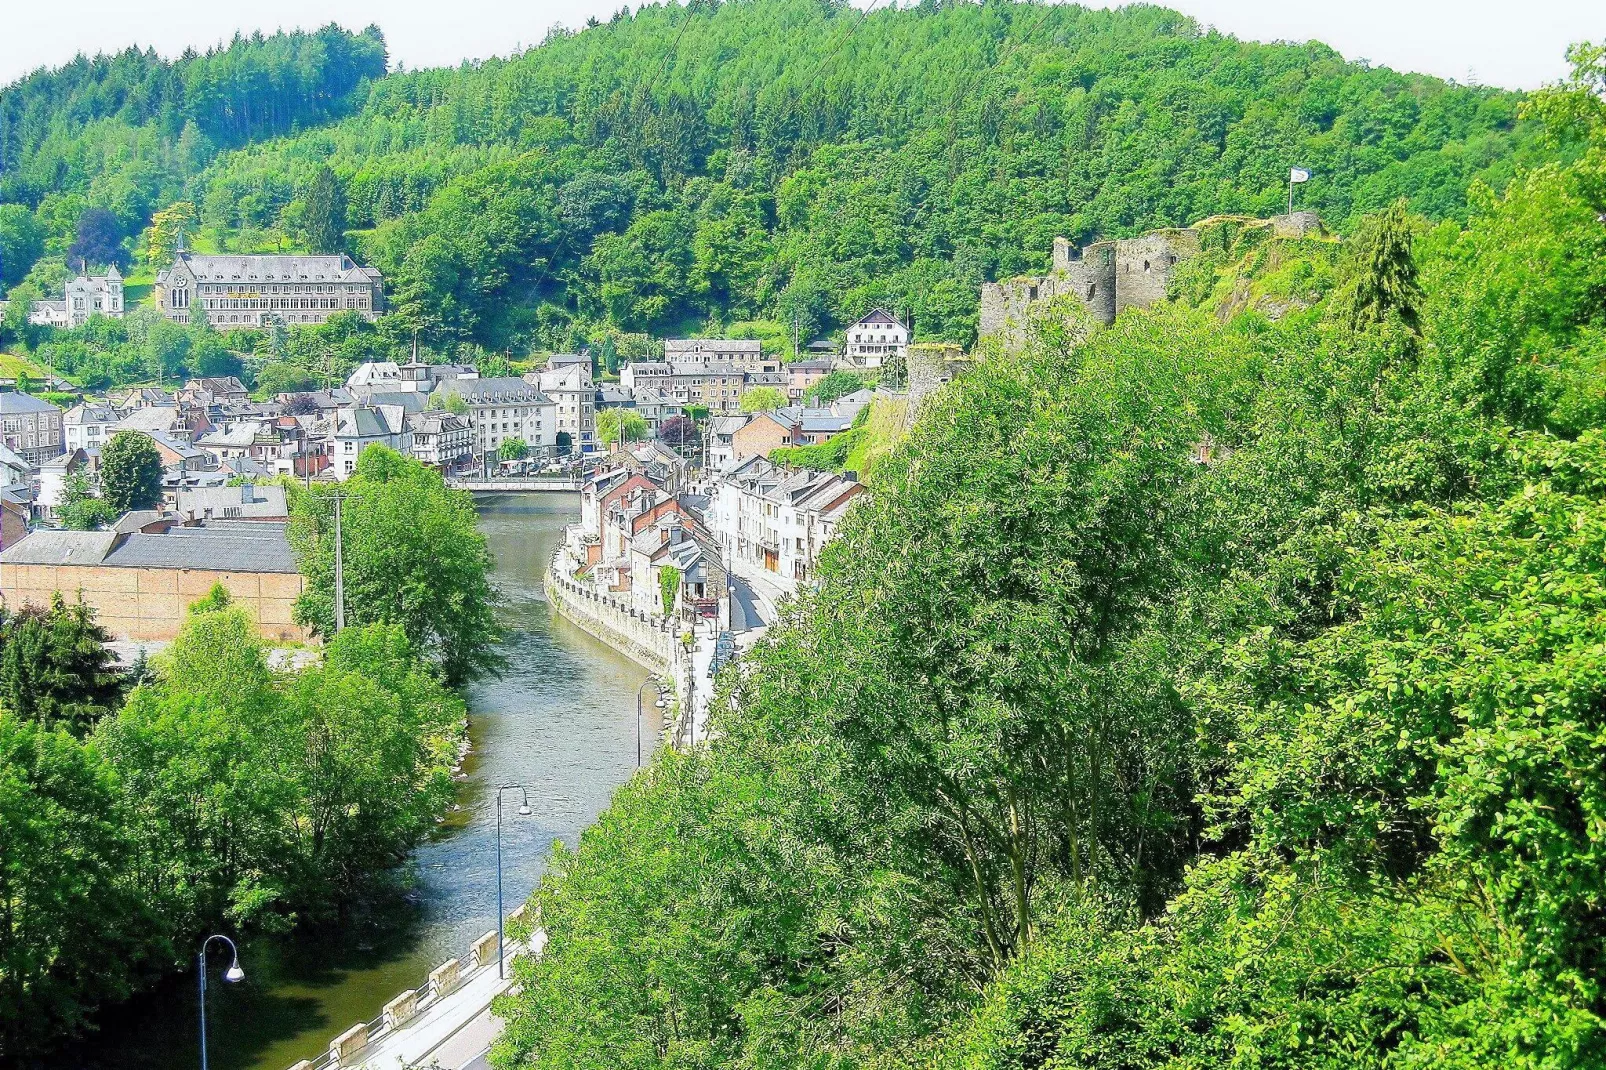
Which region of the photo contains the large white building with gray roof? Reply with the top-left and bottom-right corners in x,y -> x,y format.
155,252 -> 383,328
433,376 -> 557,462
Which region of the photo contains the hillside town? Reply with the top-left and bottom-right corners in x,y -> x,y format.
3,5 -> 1601,1070
0,247 -> 938,654
0,209 -> 1274,639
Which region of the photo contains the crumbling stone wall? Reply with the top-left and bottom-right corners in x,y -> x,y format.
907,343 -> 971,410
979,213 -> 1323,345
1113,229 -> 1201,316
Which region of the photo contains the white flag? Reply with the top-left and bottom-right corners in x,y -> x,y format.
1290,167 -> 1311,184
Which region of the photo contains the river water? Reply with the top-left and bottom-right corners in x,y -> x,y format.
68,494 -> 653,1070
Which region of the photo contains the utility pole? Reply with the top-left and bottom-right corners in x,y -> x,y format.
330,490 -> 354,631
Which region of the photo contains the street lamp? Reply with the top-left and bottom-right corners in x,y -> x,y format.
495,784 -> 532,979
197,934 -> 244,1070
635,675 -> 663,768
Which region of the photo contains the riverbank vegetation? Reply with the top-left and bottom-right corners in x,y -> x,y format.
287,445 -> 503,685
1,0 -> 1558,373
492,46 -> 1606,1070
0,593 -> 466,1063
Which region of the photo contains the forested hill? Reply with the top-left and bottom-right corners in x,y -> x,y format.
0,1 -> 1551,354
0,26 -> 385,243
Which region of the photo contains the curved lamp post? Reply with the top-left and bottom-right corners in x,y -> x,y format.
635,675 -> 666,768
495,784 -> 532,979
197,934 -> 244,1070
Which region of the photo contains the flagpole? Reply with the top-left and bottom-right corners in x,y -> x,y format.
1288,174 -> 1294,215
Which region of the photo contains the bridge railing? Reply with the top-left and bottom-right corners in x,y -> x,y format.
447,474 -> 583,491
287,906 -> 533,1070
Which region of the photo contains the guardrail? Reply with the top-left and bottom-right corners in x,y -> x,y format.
287,905 -> 532,1070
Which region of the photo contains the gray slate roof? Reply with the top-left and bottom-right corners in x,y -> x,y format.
435,377 -> 552,404
0,392 -> 62,415
1,522 -> 299,573
105,523 -> 300,573
0,530 -> 118,566
165,253 -> 376,284
176,483 -> 289,519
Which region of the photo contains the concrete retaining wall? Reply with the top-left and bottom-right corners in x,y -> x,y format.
544,567 -> 675,673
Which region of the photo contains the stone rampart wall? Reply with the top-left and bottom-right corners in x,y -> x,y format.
980,214 -> 1322,346
1113,230 -> 1201,315
544,567 -> 674,673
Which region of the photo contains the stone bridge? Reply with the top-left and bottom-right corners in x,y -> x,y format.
445,475 -> 582,493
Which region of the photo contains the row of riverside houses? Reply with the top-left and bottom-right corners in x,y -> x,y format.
556,442 -> 734,627
707,457 -> 865,584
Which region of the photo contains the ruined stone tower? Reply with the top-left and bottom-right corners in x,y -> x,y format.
978,212 -> 1318,347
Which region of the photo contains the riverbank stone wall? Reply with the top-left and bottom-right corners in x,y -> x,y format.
544,567 -> 675,673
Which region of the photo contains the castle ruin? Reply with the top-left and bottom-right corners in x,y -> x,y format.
980,211 -> 1324,346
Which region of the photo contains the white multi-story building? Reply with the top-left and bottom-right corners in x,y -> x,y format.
532,357 -> 596,455
433,377 -> 557,462
332,404 -> 411,479
709,456 -> 864,582
155,253 -> 383,328
63,402 -> 119,452
408,410 -> 473,471
842,308 -> 909,369
30,267 -> 126,328
663,339 -> 778,373
620,361 -> 673,393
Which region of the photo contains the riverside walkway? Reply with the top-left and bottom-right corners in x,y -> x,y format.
289,920 -> 544,1070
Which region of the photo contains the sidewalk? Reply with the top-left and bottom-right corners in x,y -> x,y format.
336,931 -> 544,1070
724,557 -> 796,628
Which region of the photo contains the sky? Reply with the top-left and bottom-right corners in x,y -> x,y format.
0,0 -> 1598,91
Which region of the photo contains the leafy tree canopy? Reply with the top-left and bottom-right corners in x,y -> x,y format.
98,430 -> 163,514
287,444 -> 503,684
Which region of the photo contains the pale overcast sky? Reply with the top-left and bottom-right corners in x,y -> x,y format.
0,0 -> 1598,91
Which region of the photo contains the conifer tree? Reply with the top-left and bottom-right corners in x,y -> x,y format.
0,594 -> 123,734
1340,197 -> 1422,335
302,165 -> 348,254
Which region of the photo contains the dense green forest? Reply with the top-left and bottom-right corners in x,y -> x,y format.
0,26 -> 384,280
0,0 -> 1556,375
488,43 -> 1606,1070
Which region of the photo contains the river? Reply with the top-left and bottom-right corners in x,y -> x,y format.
67,493 -> 653,1070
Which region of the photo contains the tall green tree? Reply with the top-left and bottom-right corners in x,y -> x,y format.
0,594 -> 123,735
1338,197 -> 1422,334
301,165 -> 349,255
738,386 -> 786,413
0,714 -> 151,1061
98,431 -> 163,513
288,445 -> 502,684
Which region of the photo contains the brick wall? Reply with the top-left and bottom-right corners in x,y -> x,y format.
1,563 -> 307,642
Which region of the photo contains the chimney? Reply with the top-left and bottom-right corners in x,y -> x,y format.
241,481 -> 255,504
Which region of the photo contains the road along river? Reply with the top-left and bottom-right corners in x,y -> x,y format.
66,493 -> 653,1070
